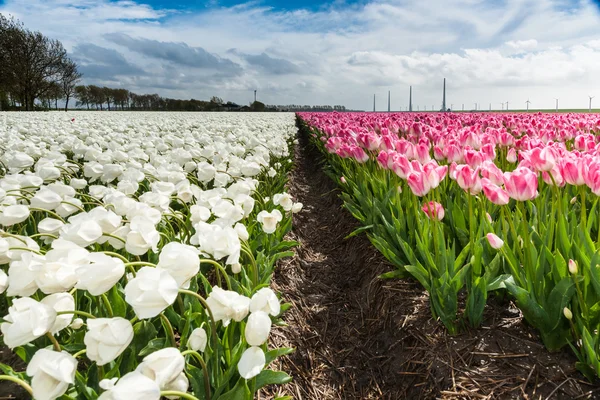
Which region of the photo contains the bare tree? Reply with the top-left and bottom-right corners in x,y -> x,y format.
60,59 -> 81,111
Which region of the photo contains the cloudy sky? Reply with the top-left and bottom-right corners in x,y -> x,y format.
1,0 -> 600,110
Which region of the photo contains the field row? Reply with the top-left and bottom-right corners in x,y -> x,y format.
299,111 -> 600,380
0,112 -> 299,399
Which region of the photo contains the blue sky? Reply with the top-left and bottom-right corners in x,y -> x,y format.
1,0 -> 600,110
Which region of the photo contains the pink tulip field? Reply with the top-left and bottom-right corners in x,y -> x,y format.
298,111 -> 600,380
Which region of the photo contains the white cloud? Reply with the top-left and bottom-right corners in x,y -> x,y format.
1,0 -> 600,109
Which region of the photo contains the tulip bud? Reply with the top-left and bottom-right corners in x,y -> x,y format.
570,196 -> 577,205
70,318 -> 84,330
397,185 -> 402,193
340,177 -> 347,184
188,328 -> 207,352
291,202 -> 303,213
486,233 -> 504,250
486,213 -> 493,224
563,307 -> 573,320
568,259 -> 578,275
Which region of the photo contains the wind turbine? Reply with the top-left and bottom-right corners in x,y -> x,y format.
526,99 -> 531,112
589,95 -> 595,113
501,102 -> 504,111
506,101 -> 509,111
555,98 -> 559,113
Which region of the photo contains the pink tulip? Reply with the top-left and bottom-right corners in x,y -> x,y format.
481,178 -> 510,205
528,147 -> 556,172
486,233 -> 504,249
503,167 -> 538,201
407,171 -> 431,197
421,201 -> 444,221
340,176 -> 347,184
391,154 -> 412,179
351,146 -> 370,163
506,148 -> 517,163
423,162 -> 447,189
455,165 -> 482,195
559,157 -> 586,186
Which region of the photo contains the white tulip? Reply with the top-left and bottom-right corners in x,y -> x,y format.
36,243 -> 88,294
7,252 -> 44,297
41,292 -> 75,335
156,242 -> 199,288
245,311 -> 272,346
85,317 -> 134,365
0,205 -> 30,226
238,346 -> 266,380
69,178 -> 87,189
191,222 -> 240,265
197,161 -> 216,183
190,204 -> 211,223
59,214 -> 103,247
1,297 -> 56,348
55,196 -> 83,218
291,202 -> 303,213
136,347 -> 185,389
256,209 -> 283,234
75,253 -> 125,295
126,216 -> 159,256
124,267 -> 178,319
30,189 -> 62,210
27,349 -> 77,400
205,286 -> 250,326
38,218 -> 64,236
273,193 -> 294,211
234,223 -> 249,241
250,287 -> 281,316
0,269 -> 7,294
163,373 -> 189,399
187,327 -> 207,352
98,371 -> 160,400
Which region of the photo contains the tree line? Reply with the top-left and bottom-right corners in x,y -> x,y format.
73,87 -> 239,112
0,14 -> 81,111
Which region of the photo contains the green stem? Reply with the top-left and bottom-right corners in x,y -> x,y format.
102,233 -> 126,244
160,313 -> 177,348
179,289 -> 219,386
0,376 -> 33,396
181,350 -> 211,399
101,294 -> 114,318
56,310 -> 96,319
124,261 -> 157,268
160,392 -> 200,400
29,208 -> 66,223
201,259 -> 231,290
8,247 -> 43,256
102,251 -> 129,263
73,349 -> 87,358
580,186 -> 587,230
46,332 -> 61,351
240,244 -> 258,287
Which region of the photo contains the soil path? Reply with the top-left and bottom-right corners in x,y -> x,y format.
267,126 -> 598,399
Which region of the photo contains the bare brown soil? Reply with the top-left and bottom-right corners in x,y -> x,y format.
266,129 -> 600,399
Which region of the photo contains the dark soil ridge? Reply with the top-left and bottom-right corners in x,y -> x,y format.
265,127 -> 600,399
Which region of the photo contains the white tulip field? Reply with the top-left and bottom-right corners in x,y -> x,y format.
0,112 -> 300,400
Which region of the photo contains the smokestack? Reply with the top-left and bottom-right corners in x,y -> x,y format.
254,90 -> 257,103
409,86 -> 413,112
388,90 -> 391,112
442,78 -> 446,111
373,94 -> 376,112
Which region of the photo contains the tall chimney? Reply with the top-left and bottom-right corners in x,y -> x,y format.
442,78 -> 446,111
373,94 -> 376,112
409,86 -> 413,112
388,90 -> 391,112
